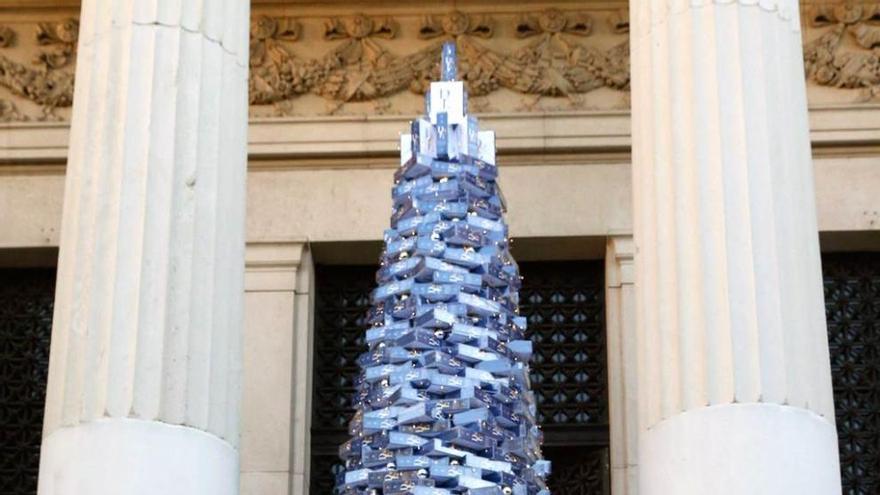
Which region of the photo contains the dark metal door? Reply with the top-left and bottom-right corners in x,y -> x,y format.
310,261 -> 610,494
0,269 -> 55,495
823,253 -> 880,495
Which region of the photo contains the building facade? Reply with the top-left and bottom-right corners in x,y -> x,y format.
0,0 -> 878,494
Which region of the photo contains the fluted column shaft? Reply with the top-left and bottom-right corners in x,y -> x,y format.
38,1 -> 249,494
630,1 -> 841,493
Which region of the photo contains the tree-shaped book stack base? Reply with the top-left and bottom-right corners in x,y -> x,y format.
336,42 -> 551,495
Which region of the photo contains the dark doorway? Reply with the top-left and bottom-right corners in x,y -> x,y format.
0,269 -> 55,495
823,253 -> 880,495
309,261 -> 610,494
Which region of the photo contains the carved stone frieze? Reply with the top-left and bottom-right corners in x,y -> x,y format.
804,2 -> 880,101
514,8 -> 593,38
0,25 -> 15,48
498,9 -> 628,99
0,18 -> 76,121
419,11 -> 493,39
249,16 -> 310,105
0,3 -> 875,121
246,9 -> 633,116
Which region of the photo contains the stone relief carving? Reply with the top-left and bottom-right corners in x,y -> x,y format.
314,15 -> 410,109
0,95 -> 23,122
0,25 -> 15,48
503,9 -> 627,101
804,2 -> 880,100
0,19 -> 76,121
418,11 -> 494,39
0,5 -> 874,121
249,16 -> 310,105
246,9 -> 632,115
414,11 -> 497,106
250,14 -> 415,113
34,19 -> 78,70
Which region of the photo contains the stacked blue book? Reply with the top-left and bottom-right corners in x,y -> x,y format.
337,42 -> 551,495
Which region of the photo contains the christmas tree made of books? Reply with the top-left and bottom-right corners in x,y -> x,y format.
336,42 -> 551,495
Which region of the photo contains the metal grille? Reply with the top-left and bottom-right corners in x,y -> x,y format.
520,262 -> 607,439
311,265 -> 374,434
543,447 -> 609,495
310,261 -> 609,494
824,252 -> 880,495
0,269 -> 55,495
2,253 -> 876,494
310,454 -> 346,495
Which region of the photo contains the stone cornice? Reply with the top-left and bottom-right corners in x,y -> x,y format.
0,104 -> 876,166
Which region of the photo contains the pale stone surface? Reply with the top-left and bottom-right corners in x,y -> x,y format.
38,0 -> 250,493
815,156 -> 880,231
290,251 -> 315,495
640,404 -> 841,495
630,0 -> 841,492
245,163 -> 633,243
3,154 -> 878,251
0,174 -> 65,248
241,472 -> 291,495
39,418 -> 238,495
3,104 -> 879,162
605,236 -> 638,495
242,291 -> 295,472
241,241 -> 312,495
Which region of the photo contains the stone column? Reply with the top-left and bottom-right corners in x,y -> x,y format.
630,1 -> 841,494
38,1 -> 249,494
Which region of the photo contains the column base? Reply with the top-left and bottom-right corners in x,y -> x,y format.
640,403 -> 841,495
38,418 -> 238,495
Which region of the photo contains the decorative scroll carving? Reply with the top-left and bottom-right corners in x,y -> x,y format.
34,18 -> 78,70
323,15 -> 397,40
515,8 -> 593,38
419,11 -> 493,39
0,19 -> 76,120
249,16 -> 311,105
246,9 -> 631,115
249,14 -> 414,112
0,99 -> 23,121
313,15 -> 409,106
0,56 -> 73,109
0,26 -> 15,48
411,12 -> 503,99
804,2 -> 880,100
608,9 -> 630,35
495,9 -> 628,101
0,5 -> 874,120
